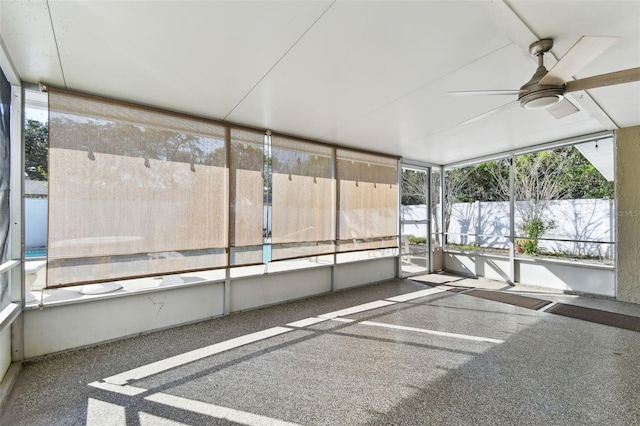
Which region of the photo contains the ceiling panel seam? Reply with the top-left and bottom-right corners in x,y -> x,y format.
222,1 -> 336,121
498,0 -> 616,130
46,0 -> 67,88
317,42 -> 515,141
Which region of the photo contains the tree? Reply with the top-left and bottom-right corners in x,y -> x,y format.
25,119 -> 48,181
401,169 -> 427,205
444,166 -> 475,240
564,148 -> 614,199
482,147 -> 612,254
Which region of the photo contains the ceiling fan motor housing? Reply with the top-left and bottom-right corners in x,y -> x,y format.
518,60 -> 565,109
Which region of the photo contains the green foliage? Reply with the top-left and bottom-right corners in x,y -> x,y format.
446,243 -> 481,251
445,146 -> 613,204
401,169 -> 427,205
447,162 -> 508,203
25,119 -> 48,181
564,147 -> 614,199
517,218 -> 555,255
409,236 -> 427,244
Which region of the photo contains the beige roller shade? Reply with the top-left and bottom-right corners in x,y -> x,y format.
336,149 -> 398,252
271,136 -> 335,260
47,89 -> 227,287
230,128 -> 264,266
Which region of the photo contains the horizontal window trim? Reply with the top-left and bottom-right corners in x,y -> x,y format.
0,260 -> 20,275
444,249 -> 615,270
512,236 -> 614,245
25,277 -> 227,310
444,130 -> 613,169
337,246 -> 399,255
445,232 -> 510,239
46,265 -> 228,290
336,252 -> 398,264
269,250 -> 337,263
445,232 -> 613,245
0,303 -> 20,332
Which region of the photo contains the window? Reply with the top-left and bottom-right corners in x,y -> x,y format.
40,88 -> 400,292
24,89 -> 49,259
513,141 -> 614,264
444,159 -> 510,254
47,89 -> 227,287
229,128 -> 264,266
0,67 -> 11,310
337,149 -> 398,254
443,138 -> 615,266
271,136 -> 334,260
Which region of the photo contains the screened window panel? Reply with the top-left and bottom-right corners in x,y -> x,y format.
0,67 -> 10,266
336,149 -> 398,252
0,272 -> 8,312
230,128 -> 264,266
271,136 -> 335,260
0,68 -> 10,311
47,89 -> 227,287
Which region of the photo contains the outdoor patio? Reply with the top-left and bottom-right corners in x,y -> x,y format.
3,273 -> 640,425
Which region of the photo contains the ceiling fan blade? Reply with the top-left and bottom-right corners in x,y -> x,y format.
566,67 -> 640,92
459,101 -> 519,125
546,98 -> 580,119
447,90 -> 521,96
539,36 -> 619,86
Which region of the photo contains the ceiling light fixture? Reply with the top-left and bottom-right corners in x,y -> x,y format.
520,89 -> 564,110
518,39 -> 564,110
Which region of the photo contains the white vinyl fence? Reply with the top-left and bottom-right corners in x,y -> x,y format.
402,199 -> 615,258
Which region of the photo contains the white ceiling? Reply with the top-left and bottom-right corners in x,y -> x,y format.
1,0 -> 639,165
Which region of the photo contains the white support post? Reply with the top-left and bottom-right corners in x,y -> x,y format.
9,86 -> 23,303
9,84 -> 24,361
509,154 -> 515,284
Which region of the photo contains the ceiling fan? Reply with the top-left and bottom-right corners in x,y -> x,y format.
449,36 -> 640,123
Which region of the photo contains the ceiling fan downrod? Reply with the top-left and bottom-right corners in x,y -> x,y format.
518,39 -> 565,109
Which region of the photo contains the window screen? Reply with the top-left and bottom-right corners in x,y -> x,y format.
271,136 -> 335,260
0,67 -> 9,309
336,149 -> 398,252
47,89 -> 227,287
230,128 -> 264,266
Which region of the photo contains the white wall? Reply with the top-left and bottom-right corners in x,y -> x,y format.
0,326 -> 10,384
444,251 -> 614,296
25,198 -> 47,249
334,257 -> 396,291
230,267 -> 331,312
22,258 -> 394,359
516,259 -> 614,297
24,282 -> 225,358
616,125 -> 640,303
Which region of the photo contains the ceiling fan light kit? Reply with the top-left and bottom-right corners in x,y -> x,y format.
518,39 -> 564,110
520,90 -> 564,110
449,35 -> 640,123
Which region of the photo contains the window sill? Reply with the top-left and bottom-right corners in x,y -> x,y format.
444,249 -> 614,270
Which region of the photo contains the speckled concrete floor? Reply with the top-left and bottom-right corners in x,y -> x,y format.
2,275 -> 640,425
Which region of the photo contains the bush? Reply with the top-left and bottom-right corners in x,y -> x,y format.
518,218 -> 555,255
409,236 -> 427,244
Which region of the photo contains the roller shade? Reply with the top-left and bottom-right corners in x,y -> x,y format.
336,149 -> 398,252
271,136 -> 335,260
230,128 -> 264,266
47,89 -> 227,287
